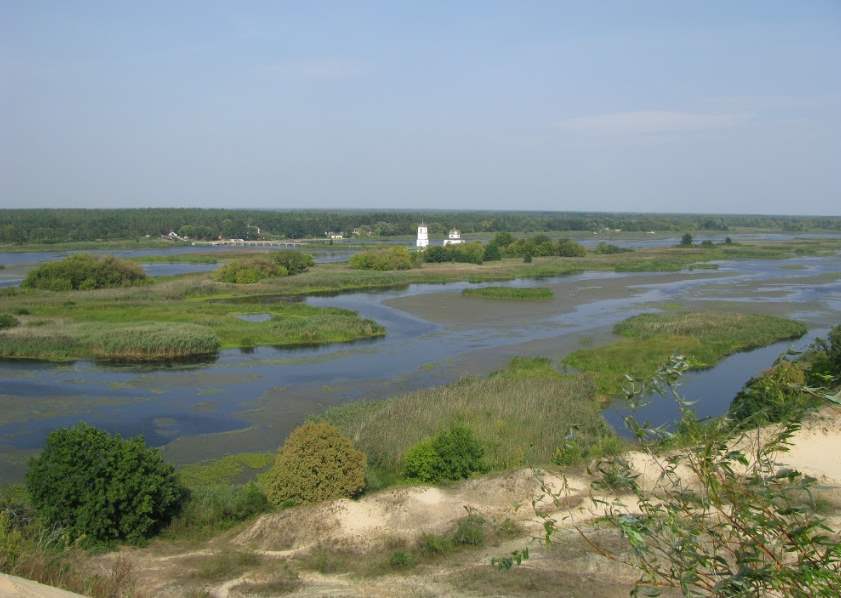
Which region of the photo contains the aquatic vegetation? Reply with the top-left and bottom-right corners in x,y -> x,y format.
0,286 -> 385,361
321,358 -> 613,476
462,286 -> 553,300
564,311 -> 808,396
22,254 -> 147,291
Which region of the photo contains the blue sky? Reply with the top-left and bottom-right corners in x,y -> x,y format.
1,1 -> 840,214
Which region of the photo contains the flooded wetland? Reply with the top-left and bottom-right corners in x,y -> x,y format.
1,247 -> 839,483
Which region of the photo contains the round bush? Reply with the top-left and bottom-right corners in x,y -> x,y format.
403,424 -> 486,483
262,422 -> 366,505
26,423 -> 185,544
22,254 -> 147,291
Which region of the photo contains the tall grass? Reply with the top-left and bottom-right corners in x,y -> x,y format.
565,311 -> 807,396
321,358 -> 614,476
462,286 -> 553,300
88,323 -> 220,361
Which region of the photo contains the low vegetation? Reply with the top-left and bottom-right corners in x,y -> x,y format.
322,357 -> 615,481
564,311 -> 807,396
214,258 -> 287,284
26,424 -> 185,545
0,313 -> 18,329
462,286 -> 553,300
349,246 -> 420,270
0,291 -> 384,361
262,422 -> 366,506
22,254 -> 147,291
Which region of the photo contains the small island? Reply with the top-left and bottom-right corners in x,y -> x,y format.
462,286 -> 554,300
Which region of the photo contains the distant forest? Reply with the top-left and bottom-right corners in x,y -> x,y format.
1,209 -> 840,244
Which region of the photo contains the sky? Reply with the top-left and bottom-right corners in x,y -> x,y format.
1,1 -> 840,215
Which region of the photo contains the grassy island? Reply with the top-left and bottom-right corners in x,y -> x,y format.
564,311 -> 807,396
462,286 -> 553,300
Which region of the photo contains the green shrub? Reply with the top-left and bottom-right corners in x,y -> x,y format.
262,422 -> 366,505
594,242 -> 631,255
423,242 -> 485,264
349,246 -> 419,271
452,513 -> 486,546
404,425 -> 486,483
26,423 -> 185,545
812,324 -> 841,377
22,254 -> 147,291
214,258 -> 287,284
271,251 -> 314,275
0,314 -> 18,329
728,360 -> 820,426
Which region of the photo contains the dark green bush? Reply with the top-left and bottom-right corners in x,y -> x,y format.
403,425 -> 486,482
594,242 -> 631,255
349,246 -> 419,271
214,258 -> 287,284
262,422 -> 366,505
22,254 -> 147,291
423,242 -> 485,264
271,251 -> 314,275
26,424 -> 185,544
483,242 -> 501,261
728,361 -> 820,427
0,314 -> 18,329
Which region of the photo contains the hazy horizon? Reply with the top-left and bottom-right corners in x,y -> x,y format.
2,2 -> 840,215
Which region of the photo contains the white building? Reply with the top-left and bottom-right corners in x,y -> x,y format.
442,229 -> 464,246
416,224 -> 429,249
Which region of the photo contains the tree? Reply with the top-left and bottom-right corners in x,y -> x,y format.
26,424 -> 185,544
262,422 -> 366,505
680,232 -> 693,246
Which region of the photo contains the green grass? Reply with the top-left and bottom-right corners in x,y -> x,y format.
0,286 -> 384,362
563,311 -> 807,397
177,451 -> 274,487
320,357 -> 615,477
462,286 -> 554,300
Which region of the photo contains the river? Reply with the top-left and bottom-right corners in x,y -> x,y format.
0,252 -> 839,482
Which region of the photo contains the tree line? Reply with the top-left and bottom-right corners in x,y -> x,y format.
2,208 -> 840,244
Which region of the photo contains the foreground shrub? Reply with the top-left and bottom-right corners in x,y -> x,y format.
271,250 -> 314,275
528,357 -> 841,596
214,258 -> 287,284
811,323 -> 841,377
262,422 -> 366,505
0,313 -> 18,329
349,246 -> 419,271
22,254 -> 147,291
26,423 -> 185,544
404,425 -> 486,482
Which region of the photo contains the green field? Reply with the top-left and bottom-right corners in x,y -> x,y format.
563,311 -> 808,397
462,286 -> 553,300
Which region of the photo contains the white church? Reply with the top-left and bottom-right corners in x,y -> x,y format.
416,225 -> 463,249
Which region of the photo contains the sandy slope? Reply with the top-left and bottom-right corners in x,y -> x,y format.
77,406 -> 841,597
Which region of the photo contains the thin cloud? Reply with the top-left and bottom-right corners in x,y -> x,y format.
555,110 -> 752,135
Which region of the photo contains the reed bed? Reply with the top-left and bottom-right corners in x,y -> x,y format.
462,286 -> 553,300
322,360 -> 614,475
565,311 -> 807,396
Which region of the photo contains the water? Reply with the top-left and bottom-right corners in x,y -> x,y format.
0,252 -> 839,481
